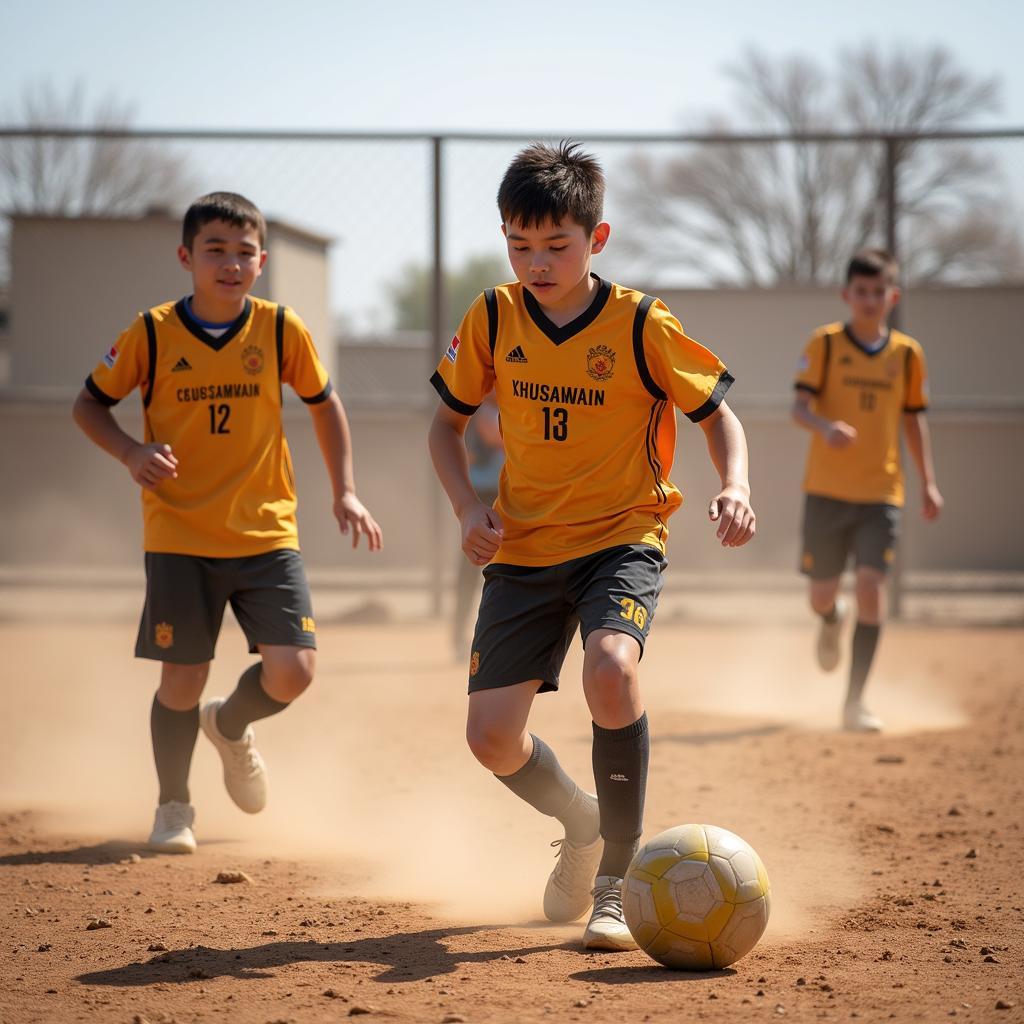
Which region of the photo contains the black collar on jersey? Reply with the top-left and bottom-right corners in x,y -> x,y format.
842,322 -> 890,358
523,274 -> 611,346
174,297 -> 253,351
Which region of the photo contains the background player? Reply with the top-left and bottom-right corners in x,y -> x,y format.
72,192 -> 382,853
428,142 -> 755,951
792,248 -> 943,732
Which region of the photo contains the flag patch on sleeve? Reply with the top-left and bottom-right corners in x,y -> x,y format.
445,335 -> 460,364
796,354 -> 809,372
102,345 -> 119,369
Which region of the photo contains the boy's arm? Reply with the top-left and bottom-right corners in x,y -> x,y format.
902,411 -> 943,520
697,401 -> 756,548
307,392 -> 382,550
71,388 -> 178,489
428,403 -> 503,566
791,391 -> 858,448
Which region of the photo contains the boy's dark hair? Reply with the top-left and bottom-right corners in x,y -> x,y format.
846,247 -> 899,285
182,191 -> 267,249
497,141 -> 605,234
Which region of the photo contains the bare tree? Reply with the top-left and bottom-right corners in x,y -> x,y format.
0,81 -> 196,283
617,45 -> 1024,286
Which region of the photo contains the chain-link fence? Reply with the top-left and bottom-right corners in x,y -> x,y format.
1,126 -> 1022,616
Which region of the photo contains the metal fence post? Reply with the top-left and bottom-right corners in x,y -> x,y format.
883,135 -> 906,619
429,136 -> 446,617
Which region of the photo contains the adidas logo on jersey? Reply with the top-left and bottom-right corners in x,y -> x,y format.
505,345 -> 528,363
172,356 -> 193,372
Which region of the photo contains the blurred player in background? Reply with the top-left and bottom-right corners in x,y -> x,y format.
429,142 -> 755,950
792,248 -> 943,732
72,192 -> 382,854
452,393 -> 504,658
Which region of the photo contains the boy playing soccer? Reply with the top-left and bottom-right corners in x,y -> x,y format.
792,248 -> 943,732
72,192 -> 382,853
428,143 -> 755,950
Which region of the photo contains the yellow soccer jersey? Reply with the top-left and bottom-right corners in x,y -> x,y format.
431,276 -> 733,566
794,322 -> 929,506
86,296 -> 332,557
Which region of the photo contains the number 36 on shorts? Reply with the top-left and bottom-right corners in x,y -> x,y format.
618,596 -> 648,630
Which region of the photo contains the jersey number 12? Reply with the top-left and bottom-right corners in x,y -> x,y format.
208,403 -> 231,434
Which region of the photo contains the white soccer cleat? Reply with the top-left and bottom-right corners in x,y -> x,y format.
149,800 -> 197,854
843,701 -> 884,733
816,596 -> 848,672
199,698 -> 268,814
583,875 -> 638,952
544,833 -> 604,923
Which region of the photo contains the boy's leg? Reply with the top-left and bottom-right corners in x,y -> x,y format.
801,496 -> 853,671
467,561 -> 600,922
844,504 -> 900,732
573,544 -> 665,951
152,662 -> 209,805
216,645 -> 315,740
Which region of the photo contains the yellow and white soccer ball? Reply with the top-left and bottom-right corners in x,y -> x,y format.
623,823 -> 771,970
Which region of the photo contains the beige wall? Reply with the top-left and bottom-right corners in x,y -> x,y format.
1,284 -> 1021,575
7,215 -> 333,393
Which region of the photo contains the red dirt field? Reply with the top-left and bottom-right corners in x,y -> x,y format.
1,617 -> 1022,1024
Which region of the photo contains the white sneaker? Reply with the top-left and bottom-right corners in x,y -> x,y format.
583,876 -> 638,951
199,698 -> 268,814
149,800 -> 196,854
816,597 -> 848,672
543,794 -> 602,923
843,701 -> 884,733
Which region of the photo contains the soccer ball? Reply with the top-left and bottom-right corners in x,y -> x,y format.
623,823 -> 771,970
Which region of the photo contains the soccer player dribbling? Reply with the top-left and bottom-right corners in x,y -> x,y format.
73,192 -> 382,853
428,142 -> 756,949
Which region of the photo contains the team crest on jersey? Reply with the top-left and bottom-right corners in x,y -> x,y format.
242,345 -> 264,376
154,622 -> 174,649
445,335 -> 461,364
469,651 -> 481,677
586,345 -> 616,381
102,345 -> 119,369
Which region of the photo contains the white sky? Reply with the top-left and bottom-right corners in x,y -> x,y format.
4,0 -> 1023,326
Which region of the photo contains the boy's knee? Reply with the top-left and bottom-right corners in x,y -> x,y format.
809,578 -> 840,615
855,570 -> 886,622
157,662 -> 210,710
585,648 -> 639,721
465,718 -> 518,772
262,649 -> 316,702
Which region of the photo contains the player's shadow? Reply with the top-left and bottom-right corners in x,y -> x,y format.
653,724 -> 785,746
570,965 -> 738,984
0,839 -> 158,867
76,926 -> 574,987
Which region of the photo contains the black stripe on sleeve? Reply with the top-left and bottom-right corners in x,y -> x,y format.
903,404 -> 928,413
300,381 -> 333,405
819,332 -> 832,395
430,371 -> 480,416
685,370 -> 735,423
794,382 -> 820,394
85,374 -> 118,407
632,295 -> 667,401
276,304 -> 287,401
142,312 -> 157,409
901,345 -> 928,411
484,288 -> 499,358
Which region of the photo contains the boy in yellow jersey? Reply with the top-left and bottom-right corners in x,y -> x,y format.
72,192 -> 382,854
793,249 -> 943,732
428,143 -> 756,951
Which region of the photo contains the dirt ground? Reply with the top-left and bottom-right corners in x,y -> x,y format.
1,613 -> 1022,1024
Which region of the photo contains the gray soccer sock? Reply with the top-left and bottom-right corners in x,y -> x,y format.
216,663 -> 289,741
496,735 -> 599,844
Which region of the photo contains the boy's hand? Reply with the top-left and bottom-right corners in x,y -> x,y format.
460,502 -> 503,566
824,421 -> 858,448
334,493 -> 383,551
123,442 -> 178,490
708,486 -> 756,548
922,482 -> 944,521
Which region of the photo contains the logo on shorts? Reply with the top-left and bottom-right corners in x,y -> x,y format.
154,622 -> 174,649
301,616 -> 316,633
445,335 -> 461,364
469,651 -> 481,677
586,345 -> 615,382
801,551 -> 815,571
883,548 -> 895,564
241,345 -> 264,375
